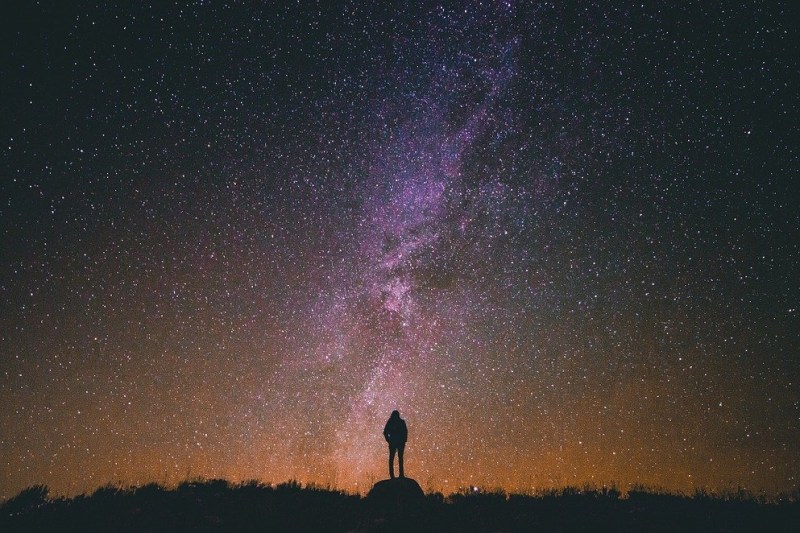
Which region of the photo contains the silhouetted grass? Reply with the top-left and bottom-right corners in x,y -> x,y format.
2,479 -> 797,532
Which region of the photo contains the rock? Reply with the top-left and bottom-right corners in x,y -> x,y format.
366,478 -> 425,510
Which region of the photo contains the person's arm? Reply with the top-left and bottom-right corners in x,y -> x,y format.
383,421 -> 391,442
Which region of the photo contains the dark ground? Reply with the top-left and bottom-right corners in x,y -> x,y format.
2,479 -> 798,532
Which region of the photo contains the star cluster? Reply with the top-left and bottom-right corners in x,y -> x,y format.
1,1 -> 798,498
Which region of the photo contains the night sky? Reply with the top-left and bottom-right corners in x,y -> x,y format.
1,1 -> 798,499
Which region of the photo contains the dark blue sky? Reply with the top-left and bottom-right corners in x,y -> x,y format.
1,1 -> 797,498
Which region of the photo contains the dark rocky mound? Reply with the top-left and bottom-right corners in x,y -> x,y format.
366,477 -> 425,509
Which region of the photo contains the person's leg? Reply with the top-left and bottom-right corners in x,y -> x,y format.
398,443 -> 405,478
389,445 -> 396,479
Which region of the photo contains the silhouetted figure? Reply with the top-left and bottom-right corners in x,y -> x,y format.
383,410 -> 408,478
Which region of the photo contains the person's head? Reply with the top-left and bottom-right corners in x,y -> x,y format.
391,410 -> 400,419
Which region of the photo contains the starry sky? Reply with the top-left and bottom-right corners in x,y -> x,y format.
1,1 -> 798,499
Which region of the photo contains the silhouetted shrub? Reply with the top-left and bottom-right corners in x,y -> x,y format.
1,480 -> 797,532
2,485 -> 49,516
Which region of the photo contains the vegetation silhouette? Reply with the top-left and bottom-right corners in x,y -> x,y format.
2,479 -> 798,532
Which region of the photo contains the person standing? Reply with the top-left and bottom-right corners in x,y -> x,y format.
383,410 -> 408,479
